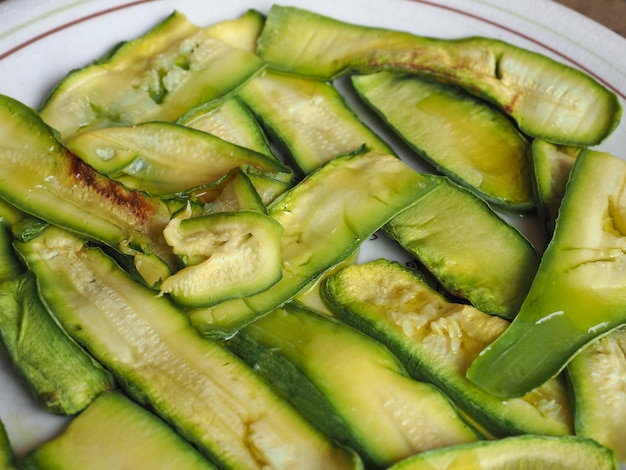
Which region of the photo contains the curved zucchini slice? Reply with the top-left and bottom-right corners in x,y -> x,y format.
531,139 -> 582,236
384,174 -> 540,318
0,273 -> 114,415
202,8 -> 265,53
194,168 -> 267,215
228,304 -> 479,468
567,326 -> 626,463
161,210 -> 283,308
387,435 -> 617,470
257,5 -> 621,146
21,392 -> 216,470
239,69 -> 393,175
467,150 -> 626,398
15,226 -> 360,470
65,121 -> 291,197
352,72 -> 533,210
0,94 -> 175,269
189,150 -> 434,337
323,259 -> 572,438
40,11 -> 265,141
178,96 -> 276,159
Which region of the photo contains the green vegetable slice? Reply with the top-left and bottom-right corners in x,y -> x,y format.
467,150 -> 626,397
0,94 -> 175,271
20,392 -> 217,470
387,435 -> 617,470
227,303 -> 480,468
65,121 -> 291,197
568,326 -> 626,464
0,273 -> 114,415
40,11 -> 265,141
161,210 -> 283,308
15,226 -> 360,470
239,69 -> 393,175
352,71 -> 533,210
323,259 -> 573,438
531,139 -> 582,236
257,5 -> 621,146
189,150 -> 434,336
384,174 -> 540,318
178,96 -> 276,159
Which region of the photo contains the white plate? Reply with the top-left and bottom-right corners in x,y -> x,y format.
0,0 -> 625,462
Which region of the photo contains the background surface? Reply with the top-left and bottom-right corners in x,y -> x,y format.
555,0 -> 626,37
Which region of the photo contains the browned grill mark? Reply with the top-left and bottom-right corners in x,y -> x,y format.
67,149 -> 155,226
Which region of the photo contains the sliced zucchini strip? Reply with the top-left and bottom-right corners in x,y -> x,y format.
323,259 -> 573,438
189,150 -> 435,336
227,304 -> 480,468
467,150 -> 626,398
16,226 -> 360,470
40,11 -> 265,141
257,5 -> 621,146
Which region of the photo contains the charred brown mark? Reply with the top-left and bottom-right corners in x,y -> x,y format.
66,149 -> 157,227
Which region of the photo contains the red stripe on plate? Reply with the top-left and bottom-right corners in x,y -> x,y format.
0,0 -> 159,61
409,0 -> 626,100
0,0 -> 623,100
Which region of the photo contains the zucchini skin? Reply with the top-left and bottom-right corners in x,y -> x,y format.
0,222 -> 21,284
468,150 -> 626,398
0,419 -> 14,470
16,226 -> 360,470
0,273 -> 114,415
257,5 -> 621,147
531,139 -> 581,236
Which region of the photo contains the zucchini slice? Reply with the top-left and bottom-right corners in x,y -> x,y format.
239,69 -> 393,175
15,226 -> 360,470
40,11 -> 265,141
202,8 -> 265,53
531,139 -> 582,236
178,96 -> 276,159
467,150 -> 626,398
0,273 -> 114,415
21,392 -> 216,470
0,94 -> 175,270
323,259 -> 572,438
568,326 -> 626,463
387,435 -> 617,470
383,174 -> 540,318
65,121 -> 292,197
352,72 -> 533,210
257,5 -> 621,146
189,150 -> 434,336
161,210 -> 283,308
227,304 -> 480,468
